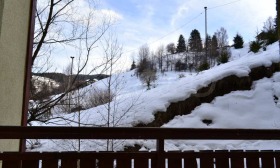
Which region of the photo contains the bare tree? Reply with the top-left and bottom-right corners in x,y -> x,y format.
213,28 -> 232,66
165,43 -> 176,71
263,17 -> 275,32
138,44 -> 150,62
28,0 -> 114,124
86,87 -> 114,108
169,53 -> 176,71
155,45 -> 165,72
139,68 -> 157,90
215,27 -> 229,51
136,45 -> 150,76
95,34 -> 143,151
166,43 -> 176,54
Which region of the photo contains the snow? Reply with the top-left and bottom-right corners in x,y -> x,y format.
30,42 -> 280,151
31,75 -> 60,92
163,73 -> 280,129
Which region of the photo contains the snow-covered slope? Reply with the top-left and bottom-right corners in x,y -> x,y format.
164,72 -> 280,129
38,42 -> 280,127
31,42 -> 280,151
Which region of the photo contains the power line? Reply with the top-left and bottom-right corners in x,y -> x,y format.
146,12 -> 203,46
124,12 -> 203,54
208,0 -> 241,10
124,0 -> 242,55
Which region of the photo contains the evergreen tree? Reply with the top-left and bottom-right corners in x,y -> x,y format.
176,34 -> 187,53
198,61 -> 209,71
205,35 -> 212,60
211,35 -> 218,57
217,50 -> 230,65
130,60 -> 136,70
249,41 -> 261,53
188,29 -> 203,52
205,35 -> 212,51
233,33 -> 244,49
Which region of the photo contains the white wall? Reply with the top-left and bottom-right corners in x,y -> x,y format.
0,0 -> 32,152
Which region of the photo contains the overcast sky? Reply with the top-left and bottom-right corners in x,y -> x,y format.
99,0 -> 276,61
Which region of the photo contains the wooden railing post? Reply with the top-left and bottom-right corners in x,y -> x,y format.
156,138 -> 165,168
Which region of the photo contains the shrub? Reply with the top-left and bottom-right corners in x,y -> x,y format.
198,61 -> 209,71
216,48 -> 231,65
178,73 -> 185,78
86,88 -> 115,108
249,41 -> 261,53
139,68 -> 157,90
217,52 -> 229,64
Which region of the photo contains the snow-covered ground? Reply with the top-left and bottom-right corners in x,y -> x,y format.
30,42 -> 280,151
164,72 -> 280,129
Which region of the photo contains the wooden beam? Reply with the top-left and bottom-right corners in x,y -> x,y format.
0,126 -> 280,140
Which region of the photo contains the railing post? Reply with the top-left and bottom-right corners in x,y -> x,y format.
156,138 -> 165,168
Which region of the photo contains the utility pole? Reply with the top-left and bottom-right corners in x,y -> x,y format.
77,71 -> 81,153
70,56 -> 74,79
277,0 -> 280,56
204,6 -> 208,62
68,56 -> 74,113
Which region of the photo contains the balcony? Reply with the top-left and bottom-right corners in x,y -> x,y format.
0,126 -> 280,168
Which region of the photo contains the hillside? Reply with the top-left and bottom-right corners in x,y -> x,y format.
30,42 -> 280,151
33,73 -> 109,87
30,73 -> 109,101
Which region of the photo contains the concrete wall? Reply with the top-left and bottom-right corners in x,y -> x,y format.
0,0 -> 32,152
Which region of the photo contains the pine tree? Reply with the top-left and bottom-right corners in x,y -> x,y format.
205,35 -> 212,51
205,35 -> 211,58
250,41 -> 261,53
211,35 -> 218,57
188,29 -> 203,52
130,60 -> 136,70
176,34 -> 187,53
233,33 -> 244,49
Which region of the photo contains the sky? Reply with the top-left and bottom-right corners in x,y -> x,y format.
46,0 -> 277,73
100,0 -> 276,61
